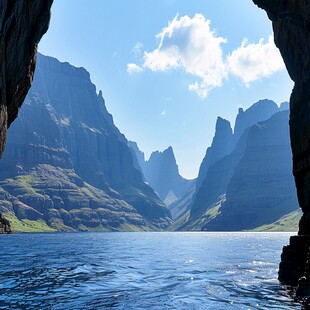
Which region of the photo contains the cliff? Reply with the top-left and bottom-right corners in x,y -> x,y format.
196,117 -> 233,191
204,111 -> 298,231
177,101 -> 298,232
253,0 -> 310,290
233,99 -> 278,147
0,54 -> 171,232
0,0 -> 53,156
189,100 -> 284,220
144,147 -> 193,205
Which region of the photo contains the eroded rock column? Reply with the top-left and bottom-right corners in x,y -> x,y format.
253,0 -> 310,287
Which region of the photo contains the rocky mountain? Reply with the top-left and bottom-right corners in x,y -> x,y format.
143,147 -> 193,205
177,101 -> 298,231
196,117 -> 233,191
233,99 -> 278,147
0,54 -> 171,232
203,110 -> 298,231
196,100 -> 279,195
128,141 -> 146,178
0,1 -> 53,156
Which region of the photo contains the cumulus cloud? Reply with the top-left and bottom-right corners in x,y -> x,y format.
127,14 -> 286,98
227,36 -> 285,86
143,14 -> 227,98
127,63 -> 143,75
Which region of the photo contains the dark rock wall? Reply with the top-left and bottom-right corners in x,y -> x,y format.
253,0 -> 310,287
0,0 -> 53,156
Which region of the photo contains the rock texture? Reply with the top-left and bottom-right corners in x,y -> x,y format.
0,213 -> 11,234
0,54 -> 171,232
0,0 -> 53,156
253,0 -> 310,288
144,147 -> 193,205
177,101 -> 298,231
204,111 -> 298,231
128,141 -> 146,179
189,100 -> 283,220
233,99 -> 278,147
196,117 -> 233,191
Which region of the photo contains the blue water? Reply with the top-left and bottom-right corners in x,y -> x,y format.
0,232 -> 302,309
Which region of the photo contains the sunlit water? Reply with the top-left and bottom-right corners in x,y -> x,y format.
0,232 -> 302,309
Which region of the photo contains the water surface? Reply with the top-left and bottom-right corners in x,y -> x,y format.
0,232 -> 301,309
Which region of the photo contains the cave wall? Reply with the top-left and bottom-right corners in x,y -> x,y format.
253,0 -> 310,287
0,0 -> 53,156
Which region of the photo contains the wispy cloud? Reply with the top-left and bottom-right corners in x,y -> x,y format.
127,14 -> 285,98
131,42 -> 143,57
127,63 -> 143,75
227,36 -> 285,86
161,109 -> 166,116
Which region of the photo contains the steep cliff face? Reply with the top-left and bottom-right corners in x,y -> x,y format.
144,147 -> 193,205
190,100 -> 282,220
0,0 -> 53,156
253,0 -> 310,289
204,111 -> 298,231
233,99 -> 278,147
0,54 -> 171,232
196,117 -> 233,191
128,141 -> 146,179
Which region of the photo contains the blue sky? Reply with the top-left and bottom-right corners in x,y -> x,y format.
39,0 -> 293,179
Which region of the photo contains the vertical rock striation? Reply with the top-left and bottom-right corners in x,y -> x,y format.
0,0 -> 53,156
253,0 -> 310,288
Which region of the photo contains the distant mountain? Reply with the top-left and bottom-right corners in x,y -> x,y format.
177,100 -> 298,231
129,144 -> 194,206
204,111 -> 298,231
0,54 -> 171,232
233,99 -> 279,147
128,141 -> 146,178
196,117 -> 233,191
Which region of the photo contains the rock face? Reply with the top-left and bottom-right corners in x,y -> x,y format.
253,0 -> 310,288
0,0 -> 53,156
190,100 -> 283,218
0,54 -> 171,232
204,111 -> 298,231
196,117 -> 233,191
128,141 -> 146,179
178,101 -> 298,231
144,147 -> 193,205
233,99 -> 278,147
0,213 -> 11,234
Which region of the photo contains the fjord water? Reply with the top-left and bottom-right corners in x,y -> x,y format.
0,232 -> 300,309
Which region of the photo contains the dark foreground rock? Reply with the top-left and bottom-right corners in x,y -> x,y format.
253,0 -> 310,291
0,0 -> 53,156
0,213 -> 11,234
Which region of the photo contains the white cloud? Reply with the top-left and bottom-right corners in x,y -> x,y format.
127,63 -> 143,75
142,14 -> 227,98
127,14 -> 286,98
227,36 -> 285,86
161,109 -> 166,116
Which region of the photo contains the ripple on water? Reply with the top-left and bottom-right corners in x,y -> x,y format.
0,232 -> 302,309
